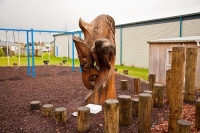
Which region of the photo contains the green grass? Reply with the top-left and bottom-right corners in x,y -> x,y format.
0,53 -> 149,80
0,53 -> 80,66
115,65 -> 149,80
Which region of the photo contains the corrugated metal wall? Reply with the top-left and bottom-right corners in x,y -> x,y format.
115,28 -> 120,65
56,34 -> 69,57
54,14 -> 200,68
182,15 -> 200,36
55,34 -> 78,59
121,19 -> 180,68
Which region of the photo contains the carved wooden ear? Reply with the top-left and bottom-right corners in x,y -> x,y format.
73,36 -> 93,68
79,18 -> 88,32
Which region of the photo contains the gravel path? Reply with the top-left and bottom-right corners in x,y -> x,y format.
0,66 -> 199,133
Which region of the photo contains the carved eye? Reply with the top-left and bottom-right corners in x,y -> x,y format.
93,27 -> 98,32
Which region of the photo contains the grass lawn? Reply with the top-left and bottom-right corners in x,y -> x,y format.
0,53 -> 80,66
0,53 -> 149,80
115,65 -> 149,80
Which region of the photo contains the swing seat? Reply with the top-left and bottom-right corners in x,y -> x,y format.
43,60 -> 49,65
62,60 -> 67,64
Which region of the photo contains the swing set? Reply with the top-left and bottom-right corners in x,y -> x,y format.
0,27 -> 81,78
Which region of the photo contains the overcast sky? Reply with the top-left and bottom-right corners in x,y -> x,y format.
0,0 -> 200,42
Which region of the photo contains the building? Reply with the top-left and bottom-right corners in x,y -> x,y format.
53,7 -> 200,68
0,41 -> 18,56
148,36 -> 200,88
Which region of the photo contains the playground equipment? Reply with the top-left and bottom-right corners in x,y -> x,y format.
73,14 -> 116,105
0,28 -> 80,78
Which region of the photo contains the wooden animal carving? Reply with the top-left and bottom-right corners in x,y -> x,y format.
73,14 -> 116,105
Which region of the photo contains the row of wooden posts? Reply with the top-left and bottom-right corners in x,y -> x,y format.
118,47 -> 200,133
119,76 -> 200,133
28,47 -> 199,132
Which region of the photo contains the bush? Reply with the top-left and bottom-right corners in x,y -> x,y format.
0,48 -> 5,56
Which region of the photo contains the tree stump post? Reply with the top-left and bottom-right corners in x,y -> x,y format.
153,83 -> 164,108
118,95 -> 132,126
166,69 -> 172,103
120,80 -> 127,90
149,74 -> 156,91
13,63 -> 17,66
134,78 -> 140,94
104,99 -> 119,133
138,93 -> 152,133
168,47 -> 185,133
195,99 -> 200,129
177,120 -> 191,133
184,48 -> 198,102
77,106 -> 90,132
42,104 -> 53,116
55,107 -> 67,123
123,70 -> 128,75
132,98 -> 139,117
30,101 -> 41,110
143,90 -> 153,109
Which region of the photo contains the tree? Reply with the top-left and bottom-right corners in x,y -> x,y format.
0,48 -> 5,56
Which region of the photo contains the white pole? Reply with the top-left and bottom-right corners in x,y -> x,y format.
48,32 -> 50,60
5,30 -> 10,66
40,32 -> 43,60
18,31 -> 20,66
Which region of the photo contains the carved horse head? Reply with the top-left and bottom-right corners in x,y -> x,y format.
73,15 -> 116,102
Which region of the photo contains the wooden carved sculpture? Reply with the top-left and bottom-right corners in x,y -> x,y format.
73,14 -> 116,105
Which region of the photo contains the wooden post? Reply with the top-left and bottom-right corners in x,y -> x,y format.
166,69 -> 172,103
42,104 -> 53,116
132,98 -> 139,117
104,99 -> 119,133
30,101 -> 41,110
153,83 -> 164,108
195,99 -> 200,129
168,47 -> 185,133
120,80 -> 127,90
134,78 -> 140,93
13,63 -> 17,66
55,107 -> 67,123
77,106 -> 90,132
138,93 -> 152,133
184,48 -> 198,102
149,74 -> 156,91
123,69 -> 128,75
177,120 -> 191,133
143,90 -> 153,108
143,90 -> 153,96
118,95 -> 132,126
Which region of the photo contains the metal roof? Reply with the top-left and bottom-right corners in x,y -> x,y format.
116,5 -> 200,26
148,36 -> 200,44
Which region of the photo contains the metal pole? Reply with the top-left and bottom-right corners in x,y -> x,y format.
31,28 -> 35,78
78,32 -> 82,73
40,32 -> 43,60
53,36 -> 56,56
18,31 -> 20,66
26,31 -> 30,76
72,33 -> 75,71
5,30 -> 10,66
48,32 -> 51,60
180,17 -> 182,37
120,26 -> 123,65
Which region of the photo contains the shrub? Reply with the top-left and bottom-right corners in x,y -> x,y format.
0,48 -> 5,56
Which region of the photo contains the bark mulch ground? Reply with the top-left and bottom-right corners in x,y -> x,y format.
0,65 -> 199,133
